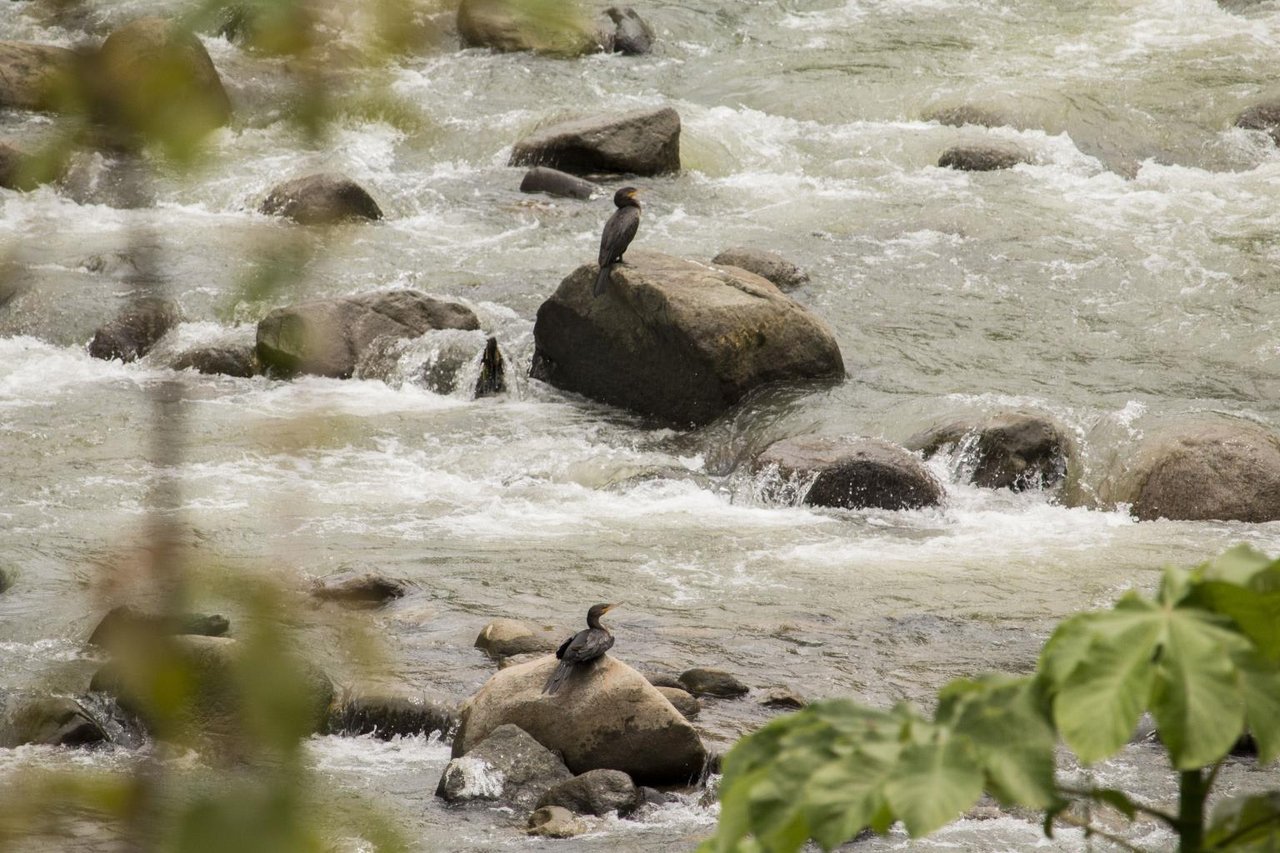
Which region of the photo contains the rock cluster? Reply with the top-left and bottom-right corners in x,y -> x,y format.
756,435 -> 943,511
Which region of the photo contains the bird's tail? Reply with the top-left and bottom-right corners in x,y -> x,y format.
542,659 -> 573,695
593,263 -> 611,297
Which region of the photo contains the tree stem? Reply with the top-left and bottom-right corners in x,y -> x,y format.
1178,769 -> 1208,853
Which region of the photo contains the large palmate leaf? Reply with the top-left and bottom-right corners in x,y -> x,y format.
883,726 -> 984,837
1234,647 -> 1280,766
1186,545 -> 1280,663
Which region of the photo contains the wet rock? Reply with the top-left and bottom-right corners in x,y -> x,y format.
924,105 -> 1008,128
677,668 -> 749,699
519,166 -> 595,200
712,247 -> 809,291
536,768 -> 640,816
0,694 -> 109,748
938,144 -> 1029,171
656,685 -> 700,719
452,654 -> 707,785
760,687 -> 807,709
0,142 -> 58,191
510,107 -> 681,177
1102,421 -> 1280,522
87,296 -> 182,362
255,289 -> 479,379
757,435 -> 944,511
214,2 -> 314,55
58,151 -> 155,209
499,652 -> 545,670
531,251 -> 844,426
172,343 -> 259,378
1235,99 -> 1280,145
326,694 -> 456,740
88,605 -> 230,647
260,173 -> 383,225
637,786 -> 678,808
457,0 -> 600,56
644,672 -> 684,689
907,412 -> 1072,491
474,618 -> 560,660
605,6 -> 654,55
310,571 -> 406,608
436,723 -> 573,809
355,330 -> 506,398
526,805 -> 586,838
0,41 -> 77,112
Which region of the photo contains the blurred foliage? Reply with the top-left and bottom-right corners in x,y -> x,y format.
706,545 -> 1280,853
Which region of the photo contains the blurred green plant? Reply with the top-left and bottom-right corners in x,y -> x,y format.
704,545 -> 1280,853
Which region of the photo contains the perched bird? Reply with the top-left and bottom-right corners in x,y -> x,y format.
542,602 -> 620,695
594,187 -> 641,296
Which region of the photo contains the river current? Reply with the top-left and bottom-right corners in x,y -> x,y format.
4,0 -> 1280,849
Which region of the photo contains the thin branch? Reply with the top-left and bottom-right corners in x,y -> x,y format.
1058,786 -> 1180,829
1053,812 -> 1153,853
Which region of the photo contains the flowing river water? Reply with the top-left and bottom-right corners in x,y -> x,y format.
4,0 -> 1280,849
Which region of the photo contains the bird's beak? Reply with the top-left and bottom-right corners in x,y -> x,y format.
606,602 -> 623,612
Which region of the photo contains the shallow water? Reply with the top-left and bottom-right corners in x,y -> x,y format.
5,0 -> 1280,849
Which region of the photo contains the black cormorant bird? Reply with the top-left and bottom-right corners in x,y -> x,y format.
594,187 -> 641,296
542,602 -> 619,695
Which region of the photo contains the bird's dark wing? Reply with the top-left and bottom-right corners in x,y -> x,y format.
555,635 -> 574,660
598,206 -> 640,267
561,627 -> 614,663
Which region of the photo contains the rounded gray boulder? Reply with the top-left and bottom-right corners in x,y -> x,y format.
938,144 -> 1029,171
261,173 -> 383,225
475,618 -> 560,660
458,0 -> 600,56
536,768 -> 639,816
510,107 -> 681,176
712,247 -> 810,291
907,412 -> 1073,491
1235,99 -> 1280,145
0,42 -> 77,112
757,435 -> 943,511
437,723 -> 573,808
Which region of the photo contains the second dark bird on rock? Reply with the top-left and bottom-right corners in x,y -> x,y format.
594,187 -> 641,296
542,603 -> 619,695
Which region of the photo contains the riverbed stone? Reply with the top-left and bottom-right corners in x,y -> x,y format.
457,0 -> 600,56
0,41 -> 77,112
907,412 -> 1072,491
437,723 -> 573,808
678,668 -> 749,698
519,166 -> 595,200
604,7 -> 654,55
938,144 -> 1029,171
1235,99 -> 1280,145
536,768 -> 640,816
531,251 -> 844,426
88,605 -> 230,647
759,687 -> 807,709
475,618 -> 560,659
0,694 -> 109,748
172,342 -> 259,377
1103,421 -> 1280,522
757,435 -> 944,511
327,694 -> 456,740
526,805 -> 586,838
310,571 -> 406,608
88,296 -> 182,362
712,247 -> 810,291
924,104 -> 1009,128
452,654 -> 707,785
656,685 -> 700,718
260,173 -> 383,225
510,107 -> 681,176
255,289 -> 479,379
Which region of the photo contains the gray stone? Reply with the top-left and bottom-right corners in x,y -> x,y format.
475,618 -> 560,660
355,330 -> 506,398
452,654 -> 707,786
924,105 -> 1009,128
88,296 -> 182,363
677,668 -> 749,699
938,144 -> 1029,171
759,687 -> 807,710
605,7 -> 654,55
510,107 -> 681,177
907,412 -> 1073,491
327,694 -> 456,740
1235,99 -> 1280,145
458,0 -> 600,56
436,723 -> 573,809
526,805 -> 586,838
756,435 -> 944,511
536,768 -> 640,816
712,247 -> 809,291
88,605 -> 229,647
519,166 -> 595,200
531,251 -> 844,426
172,343 -> 258,377
656,685 -> 699,718
310,572 -> 406,608
0,41 -> 76,112
261,173 -> 383,225
255,289 -> 479,379
0,694 -> 108,748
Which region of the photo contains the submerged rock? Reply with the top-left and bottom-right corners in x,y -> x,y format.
678,668 -> 749,698
437,723 -> 573,808
604,7 -> 654,55
1235,99 -> 1280,145
760,687 -> 807,709
474,618 -> 560,660
510,107 -> 681,176
711,247 -> 810,291
260,173 -> 383,225
0,694 -> 109,748
1102,421 -> 1280,522
519,166 -> 595,200
656,685 -> 700,719
531,251 -> 844,426
172,342 -> 258,377
89,605 -> 230,647
327,694 -> 456,740
452,654 -> 707,785
310,571 -> 406,608
0,41 -> 77,112
908,412 -> 1073,491
256,289 -> 479,379
757,435 -> 944,511
938,144 -> 1029,171
457,0 -> 600,56
924,104 -> 1009,128
88,296 -> 182,362
526,805 -> 586,838
536,769 -> 640,816
355,329 -> 506,398
0,141 -> 61,191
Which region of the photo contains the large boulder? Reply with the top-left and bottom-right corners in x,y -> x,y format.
938,144 -> 1029,171
475,618 -> 560,660
1103,422 -> 1280,522
260,173 -> 383,225
0,42 -> 77,112
1235,99 -> 1280,145
457,0 -> 600,56
88,605 -> 229,647
88,296 -> 182,362
436,723 -> 573,808
309,571 -> 406,608
711,247 -> 809,291
519,166 -> 595,200
604,7 -> 654,55
531,251 -> 844,426
756,435 -> 944,511
907,412 -> 1073,491
255,289 -> 479,379
0,694 -> 109,748
656,685 -> 699,719
452,654 -> 707,786
510,107 -> 681,177
536,769 -> 640,816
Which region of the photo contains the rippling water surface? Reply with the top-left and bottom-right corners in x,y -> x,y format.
5,0 -> 1280,849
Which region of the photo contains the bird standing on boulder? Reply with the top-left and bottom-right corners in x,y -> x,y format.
594,187 -> 641,296
542,603 -> 619,695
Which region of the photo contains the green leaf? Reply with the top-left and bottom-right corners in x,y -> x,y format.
948,677 -> 1057,808
1189,551 -> 1280,663
1205,792 -> 1280,850
883,728 -> 984,837
803,735 -> 901,850
1235,647 -> 1280,765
